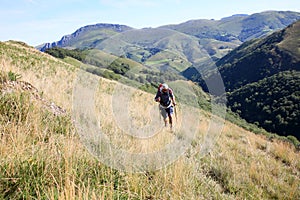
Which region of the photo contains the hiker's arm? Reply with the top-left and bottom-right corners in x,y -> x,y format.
154,92 -> 160,102
171,97 -> 176,106
169,89 -> 176,106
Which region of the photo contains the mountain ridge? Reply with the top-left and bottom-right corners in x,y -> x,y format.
37,11 -> 300,51
159,10 -> 300,42
37,23 -> 133,51
36,11 -> 300,74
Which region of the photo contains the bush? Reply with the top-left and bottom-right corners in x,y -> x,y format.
107,61 -> 130,75
286,135 -> 300,147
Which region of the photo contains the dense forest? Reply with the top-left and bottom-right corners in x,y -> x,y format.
228,71 -> 300,140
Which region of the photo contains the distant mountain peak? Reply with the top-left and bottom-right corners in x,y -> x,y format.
73,23 -> 133,34
37,23 -> 133,51
220,14 -> 249,20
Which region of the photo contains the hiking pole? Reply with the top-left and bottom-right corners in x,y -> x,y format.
174,104 -> 177,123
158,103 -> 161,121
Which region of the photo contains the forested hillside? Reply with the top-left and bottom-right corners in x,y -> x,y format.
228,71 -> 300,140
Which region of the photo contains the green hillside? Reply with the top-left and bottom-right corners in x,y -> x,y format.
1,41 -> 299,199
93,28 -> 207,71
216,21 -> 300,92
188,20 -> 300,141
43,46 -> 185,92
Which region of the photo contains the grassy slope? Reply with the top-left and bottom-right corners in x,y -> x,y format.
183,19 -> 300,93
68,29 -> 120,48
278,20 -> 300,59
0,41 -> 299,199
90,27 -> 215,72
0,41 -> 76,110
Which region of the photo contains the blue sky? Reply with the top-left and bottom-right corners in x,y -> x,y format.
1,0 -> 299,46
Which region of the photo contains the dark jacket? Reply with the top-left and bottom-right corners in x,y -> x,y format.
155,88 -> 174,108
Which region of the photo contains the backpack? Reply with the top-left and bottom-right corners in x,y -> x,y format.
157,83 -> 163,92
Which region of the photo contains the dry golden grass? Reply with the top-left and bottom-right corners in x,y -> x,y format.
0,41 -> 299,199
0,41 -> 77,110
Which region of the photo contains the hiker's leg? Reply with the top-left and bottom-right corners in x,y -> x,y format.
167,107 -> 174,128
169,114 -> 173,128
160,106 -> 168,126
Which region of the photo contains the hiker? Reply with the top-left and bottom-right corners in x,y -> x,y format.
154,83 -> 176,128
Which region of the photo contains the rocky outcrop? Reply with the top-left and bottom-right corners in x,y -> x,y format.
37,23 -> 133,51
1,80 -> 66,116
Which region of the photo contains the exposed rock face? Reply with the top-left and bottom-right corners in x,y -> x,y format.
38,23 -> 133,51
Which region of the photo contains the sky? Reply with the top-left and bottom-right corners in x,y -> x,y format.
1,0 -> 299,46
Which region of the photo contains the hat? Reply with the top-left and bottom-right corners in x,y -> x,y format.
162,83 -> 168,89
161,83 -> 169,92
